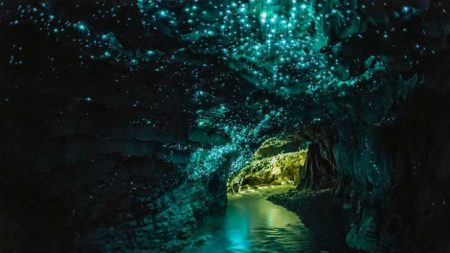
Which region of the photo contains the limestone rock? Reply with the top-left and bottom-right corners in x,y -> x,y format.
228,143 -> 307,192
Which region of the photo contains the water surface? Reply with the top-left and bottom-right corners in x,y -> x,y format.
182,187 -> 315,253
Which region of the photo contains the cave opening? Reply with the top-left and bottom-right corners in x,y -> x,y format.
181,131 -> 346,253
227,135 -> 309,194
182,135 -> 316,253
224,127 -> 339,194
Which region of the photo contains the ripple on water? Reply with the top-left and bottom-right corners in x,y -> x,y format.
182,188 -> 316,253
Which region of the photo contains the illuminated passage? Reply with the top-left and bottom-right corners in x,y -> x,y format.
182,188 -> 315,253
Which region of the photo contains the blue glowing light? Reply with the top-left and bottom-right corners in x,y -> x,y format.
402,6 -> 410,14
76,22 -> 88,32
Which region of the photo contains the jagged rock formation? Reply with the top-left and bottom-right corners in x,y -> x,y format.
0,49 -> 227,252
0,3 -> 229,250
227,136 -> 307,192
253,136 -> 306,160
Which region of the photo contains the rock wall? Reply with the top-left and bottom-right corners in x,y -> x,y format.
327,2 -> 450,252
227,136 -> 307,192
0,5 -> 227,252
333,87 -> 450,253
0,73 -> 226,252
0,65 -> 227,252
272,1 -> 450,252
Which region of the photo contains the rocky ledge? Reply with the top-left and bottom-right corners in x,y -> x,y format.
269,189 -> 349,253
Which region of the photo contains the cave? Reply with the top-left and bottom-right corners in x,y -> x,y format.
1,1 -> 450,253
227,135 -> 309,193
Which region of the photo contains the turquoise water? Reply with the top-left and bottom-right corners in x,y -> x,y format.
182,188 -> 315,253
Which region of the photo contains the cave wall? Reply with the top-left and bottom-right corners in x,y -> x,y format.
273,1 -> 450,252
0,3 -> 228,252
323,1 -> 450,251
0,61 -> 227,253
333,88 -> 450,252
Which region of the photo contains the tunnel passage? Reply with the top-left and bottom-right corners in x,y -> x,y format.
183,129 -> 346,253
227,136 -> 307,193
1,1 -> 450,253
227,130 -> 338,194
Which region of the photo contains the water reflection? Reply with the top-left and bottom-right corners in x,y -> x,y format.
182,188 -> 315,253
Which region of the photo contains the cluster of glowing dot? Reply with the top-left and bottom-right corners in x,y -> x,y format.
5,0 -> 443,96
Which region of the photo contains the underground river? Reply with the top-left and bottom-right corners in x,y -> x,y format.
182,187 -> 316,253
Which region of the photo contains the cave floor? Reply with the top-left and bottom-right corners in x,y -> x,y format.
181,186 -> 316,253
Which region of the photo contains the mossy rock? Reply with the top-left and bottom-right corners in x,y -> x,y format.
253,136 -> 304,160
228,150 -> 307,192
